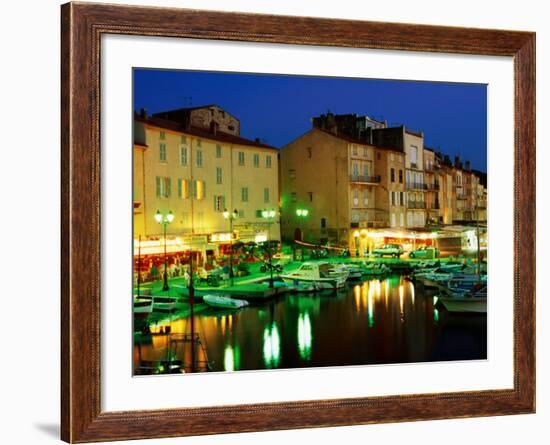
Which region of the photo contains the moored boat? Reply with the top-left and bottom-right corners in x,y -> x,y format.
280,262 -> 348,290
133,295 -> 153,318
438,284 -> 487,313
203,295 -> 249,309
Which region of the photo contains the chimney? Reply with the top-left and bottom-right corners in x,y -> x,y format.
465,160 -> 471,171
444,155 -> 451,166
139,108 -> 148,119
454,156 -> 462,169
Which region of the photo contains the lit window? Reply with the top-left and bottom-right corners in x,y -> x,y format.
194,180 -> 205,200
178,178 -> 190,199
156,176 -> 171,198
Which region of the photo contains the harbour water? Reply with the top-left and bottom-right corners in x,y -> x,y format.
134,275 -> 486,373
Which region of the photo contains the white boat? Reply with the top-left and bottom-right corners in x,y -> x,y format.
133,295 -> 153,318
361,262 -> 391,276
152,295 -> 187,313
280,262 -> 349,290
438,284 -> 487,313
203,295 -> 249,309
332,264 -> 363,281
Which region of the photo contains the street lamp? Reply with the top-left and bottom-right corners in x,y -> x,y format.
155,210 -> 174,291
261,209 -> 277,240
294,208 -> 309,260
223,208 -> 239,286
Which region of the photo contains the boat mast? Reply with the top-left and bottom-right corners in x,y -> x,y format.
189,247 -> 196,372
137,234 -> 141,297
475,202 -> 481,284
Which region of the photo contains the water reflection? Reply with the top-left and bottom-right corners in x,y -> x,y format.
134,275 -> 486,373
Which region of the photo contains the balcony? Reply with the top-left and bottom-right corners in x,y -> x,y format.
406,182 -> 427,191
456,193 -> 468,200
407,201 -> 426,209
427,182 -> 440,191
349,174 -> 381,184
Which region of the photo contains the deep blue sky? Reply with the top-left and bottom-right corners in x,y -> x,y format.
134,69 -> 487,172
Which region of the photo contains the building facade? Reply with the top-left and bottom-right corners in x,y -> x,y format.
280,128 -> 406,254
133,112 -> 279,264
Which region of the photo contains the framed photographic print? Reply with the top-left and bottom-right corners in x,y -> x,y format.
61,2 -> 535,442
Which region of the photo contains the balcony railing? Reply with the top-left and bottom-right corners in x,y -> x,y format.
406,182 -> 427,191
407,201 -> 426,209
349,175 -> 381,184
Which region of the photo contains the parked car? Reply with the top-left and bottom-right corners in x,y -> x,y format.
372,244 -> 404,258
408,246 -> 440,259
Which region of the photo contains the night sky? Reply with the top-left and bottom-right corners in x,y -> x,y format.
134,69 -> 487,172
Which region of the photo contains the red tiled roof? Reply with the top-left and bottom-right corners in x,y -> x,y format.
135,115 -> 277,150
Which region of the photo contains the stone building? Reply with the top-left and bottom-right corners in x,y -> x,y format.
153,104 -> 240,136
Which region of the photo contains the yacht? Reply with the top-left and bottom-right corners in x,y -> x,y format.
280,262 -> 349,290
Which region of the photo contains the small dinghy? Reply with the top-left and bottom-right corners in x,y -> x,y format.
203,295 -> 249,309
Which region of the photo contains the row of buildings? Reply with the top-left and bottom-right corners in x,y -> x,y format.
133,105 -> 487,261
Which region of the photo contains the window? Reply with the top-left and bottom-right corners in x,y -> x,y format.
400,192 -> 404,206
391,191 -> 396,206
289,169 -> 296,179
291,192 -> 297,203
391,213 -> 396,227
213,195 -> 226,212
307,147 -> 312,159
308,192 -> 313,202
390,168 -> 395,182
256,209 -> 263,218
363,147 -> 368,157
194,180 -> 205,200
321,218 -> 327,229
363,191 -> 369,206
178,178 -> 190,199
196,150 -> 203,167
238,151 -> 245,166
216,144 -> 222,158
352,163 -> 359,179
156,176 -> 171,198
352,212 -> 360,222
197,139 -> 202,148
241,187 -> 249,202
160,131 -> 166,140
363,163 -> 369,178
159,143 -> 167,162
399,170 -> 403,183
181,135 -> 187,144
264,188 -> 270,203
410,145 -> 418,165
180,146 -> 187,166
266,155 -> 272,168
353,189 -> 359,206
216,167 -> 222,184
352,145 -> 358,156
253,153 -> 260,167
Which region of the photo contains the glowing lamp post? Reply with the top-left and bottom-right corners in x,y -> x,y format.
155,210 -> 174,291
294,208 -> 309,260
223,208 -> 239,286
261,209 -> 277,240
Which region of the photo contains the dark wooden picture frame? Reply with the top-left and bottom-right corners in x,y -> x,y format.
61,2 -> 535,442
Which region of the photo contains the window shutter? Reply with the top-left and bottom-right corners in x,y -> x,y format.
166,177 -> 171,197
156,176 -> 161,198
222,195 -> 226,209
203,181 -> 206,199
192,180 -> 197,199
178,178 -> 182,198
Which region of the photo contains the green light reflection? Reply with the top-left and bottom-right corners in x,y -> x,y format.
263,322 -> 281,368
297,313 -> 312,360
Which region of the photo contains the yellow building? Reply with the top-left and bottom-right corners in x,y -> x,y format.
280,128 -> 406,254
133,114 -> 280,263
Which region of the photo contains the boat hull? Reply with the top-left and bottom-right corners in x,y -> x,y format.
439,297 -> 487,313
